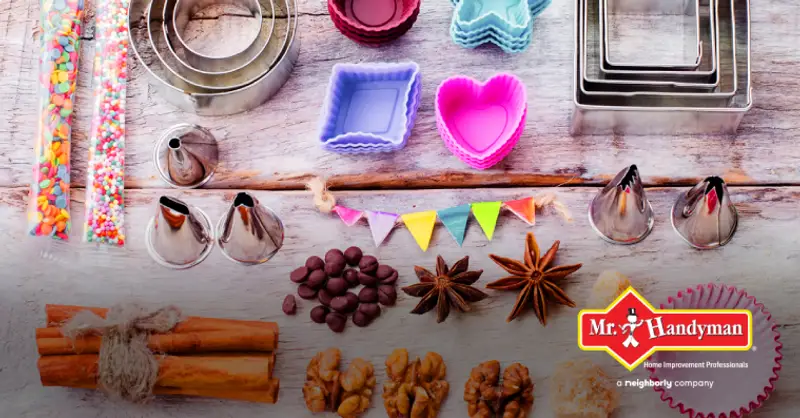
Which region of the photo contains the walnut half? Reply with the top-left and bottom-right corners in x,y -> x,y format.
464,361 -> 534,418
383,348 -> 450,418
303,348 -> 375,418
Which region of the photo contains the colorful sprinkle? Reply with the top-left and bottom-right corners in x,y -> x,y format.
28,0 -> 83,240
83,0 -> 129,246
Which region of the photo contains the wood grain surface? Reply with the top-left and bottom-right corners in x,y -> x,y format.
1,0 -> 798,416
0,186 -> 797,417
2,0 -> 800,189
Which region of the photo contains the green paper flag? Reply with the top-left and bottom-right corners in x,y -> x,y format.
471,201 -> 502,240
401,211 -> 438,251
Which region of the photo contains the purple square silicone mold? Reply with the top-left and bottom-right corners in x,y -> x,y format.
324,72 -> 421,153
319,62 -> 421,153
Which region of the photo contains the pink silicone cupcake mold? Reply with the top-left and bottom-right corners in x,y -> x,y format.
437,109 -> 526,169
328,0 -> 420,42
647,283 -> 782,418
328,0 -> 420,45
435,73 -> 527,169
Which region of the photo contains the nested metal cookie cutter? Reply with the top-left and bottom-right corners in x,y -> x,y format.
168,0 -> 275,74
603,0 -> 703,68
582,0 -> 738,96
149,0 -> 285,90
571,0 -> 752,134
128,0 -> 299,115
600,0 -> 717,78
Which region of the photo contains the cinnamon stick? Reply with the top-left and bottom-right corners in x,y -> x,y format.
67,383 -> 281,404
154,385 -> 280,404
36,329 -> 277,356
44,304 -> 279,341
38,354 -> 277,390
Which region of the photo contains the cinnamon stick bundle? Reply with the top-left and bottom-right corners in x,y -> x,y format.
37,304 -> 281,404
36,329 -> 276,355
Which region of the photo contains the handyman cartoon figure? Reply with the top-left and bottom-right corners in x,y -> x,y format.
621,308 -> 644,348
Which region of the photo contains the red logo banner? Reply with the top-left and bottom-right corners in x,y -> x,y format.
578,288 -> 752,371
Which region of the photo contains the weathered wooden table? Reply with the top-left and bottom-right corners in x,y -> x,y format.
0,0 -> 797,416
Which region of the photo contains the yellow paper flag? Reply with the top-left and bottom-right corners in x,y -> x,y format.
401,211 -> 438,251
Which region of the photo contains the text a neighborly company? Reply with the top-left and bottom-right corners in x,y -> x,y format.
619,361 -> 750,390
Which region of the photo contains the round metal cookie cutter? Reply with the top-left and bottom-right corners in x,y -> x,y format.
149,0 -> 286,90
167,0 -> 275,74
128,0 -> 299,114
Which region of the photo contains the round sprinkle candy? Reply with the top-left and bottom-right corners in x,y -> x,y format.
83,0 -> 130,246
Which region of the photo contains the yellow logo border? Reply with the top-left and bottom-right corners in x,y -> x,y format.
577,287 -> 753,371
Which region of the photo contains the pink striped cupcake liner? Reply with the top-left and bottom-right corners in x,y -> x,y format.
647,283 -> 782,418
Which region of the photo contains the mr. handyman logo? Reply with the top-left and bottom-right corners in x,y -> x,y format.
578,288 -> 752,371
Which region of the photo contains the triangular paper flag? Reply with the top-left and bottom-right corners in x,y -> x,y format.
471,201 -> 502,240
401,211 -> 437,251
334,205 -> 363,226
437,204 -> 471,246
504,197 -> 536,225
366,211 -> 399,247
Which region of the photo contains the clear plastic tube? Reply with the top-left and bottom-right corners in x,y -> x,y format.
83,0 -> 129,246
27,0 -> 84,240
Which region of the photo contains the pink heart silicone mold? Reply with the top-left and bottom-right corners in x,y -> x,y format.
435,73 -> 527,169
438,109 -> 526,169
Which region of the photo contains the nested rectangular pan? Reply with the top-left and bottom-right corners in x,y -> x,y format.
601,0 -> 717,77
602,0 -> 703,69
571,0 -> 752,134
581,0 -> 738,97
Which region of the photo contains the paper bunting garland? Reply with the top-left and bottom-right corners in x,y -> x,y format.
321,194 -> 570,249
401,211 -> 438,251
334,206 -> 363,226
504,197 -> 536,225
437,204 -> 471,247
471,201 -> 503,240
366,211 -> 399,247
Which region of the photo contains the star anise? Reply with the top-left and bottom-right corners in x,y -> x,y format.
402,256 -> 488,323
487,233 -> 582,325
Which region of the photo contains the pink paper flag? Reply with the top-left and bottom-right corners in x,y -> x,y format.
334,205 -> 363,226
366,211 -> 399,246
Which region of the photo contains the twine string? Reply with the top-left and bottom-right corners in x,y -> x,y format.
306,177 -> 572,222
61,304 -> 182,402
306,177 -> 337,214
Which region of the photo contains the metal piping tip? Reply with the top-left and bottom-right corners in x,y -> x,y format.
588,165 -> 655,244
155,124 -> 218,188
145,196 -> 214,269
217,192 -> 284,265
671,176 -> 738,249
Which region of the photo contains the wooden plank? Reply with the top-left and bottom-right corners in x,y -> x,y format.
2,0 -> 800,189
0,186 -> 795,416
